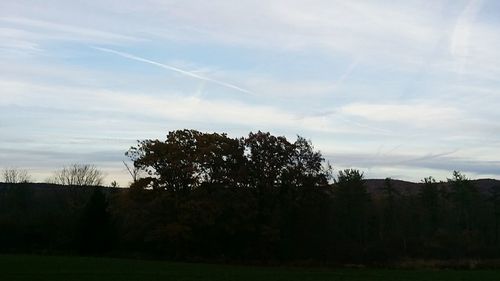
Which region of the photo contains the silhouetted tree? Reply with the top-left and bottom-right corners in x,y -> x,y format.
123,160 -> 141,184
378,177 -> 403,254
284,136 -> 332,188
2,168 -> 31,183
419,176 -> 440,235
76,188 -> 113,254
127,130 -> 197,190
49,164 -> 105,186
128,130 -> 330,192
244,131 -> 294,191
194,132 -> 247,187
127,130 -> 246,191
448,171 -> 478,231
333,169 -> 370,260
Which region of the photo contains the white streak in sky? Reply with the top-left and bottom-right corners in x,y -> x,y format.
399,149 -> 460,164
92,46 -> 253,95
332,56 -> 362,91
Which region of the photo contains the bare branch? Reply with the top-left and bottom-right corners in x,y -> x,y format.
2,168 -> 31,183
123,161 -> 140,183
49,164 -> 105,186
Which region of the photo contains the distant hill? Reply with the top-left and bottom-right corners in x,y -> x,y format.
365,178 -> 500,195
364,179 -> 420,195
2,178 -> 500,195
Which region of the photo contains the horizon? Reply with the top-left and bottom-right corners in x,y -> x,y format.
2,175 -> 500,187
2,0 -> 500,186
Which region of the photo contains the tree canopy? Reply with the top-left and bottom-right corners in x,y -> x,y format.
126,130 -> 332,191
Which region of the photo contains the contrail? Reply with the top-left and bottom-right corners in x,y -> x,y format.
332,56 -> 362,90
91,46 -> 253,95
400,149 -> 460,164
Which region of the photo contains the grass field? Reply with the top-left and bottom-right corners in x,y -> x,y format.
1,255 -> 500,281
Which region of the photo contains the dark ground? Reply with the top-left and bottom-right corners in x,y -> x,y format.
2,255 -> 500,281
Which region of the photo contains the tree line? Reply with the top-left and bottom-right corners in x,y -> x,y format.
1,129 -> 500,264
2,164 -> 106,186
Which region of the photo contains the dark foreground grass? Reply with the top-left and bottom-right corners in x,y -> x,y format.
1,255 -> 500,281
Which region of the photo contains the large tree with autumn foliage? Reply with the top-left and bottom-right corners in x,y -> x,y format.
126,130 -> 331,191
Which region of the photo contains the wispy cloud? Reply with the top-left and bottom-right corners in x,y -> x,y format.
450,0 -> 484,74
0,17 -> 141,42
339,103 -> 461,128
327,150 -> 500,180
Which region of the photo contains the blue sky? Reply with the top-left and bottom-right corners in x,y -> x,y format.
1,0 -> 500,185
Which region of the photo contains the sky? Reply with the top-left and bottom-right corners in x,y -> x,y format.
1,0 -> 500,186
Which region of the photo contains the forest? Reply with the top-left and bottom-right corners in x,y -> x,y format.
2,129 -> 500,264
